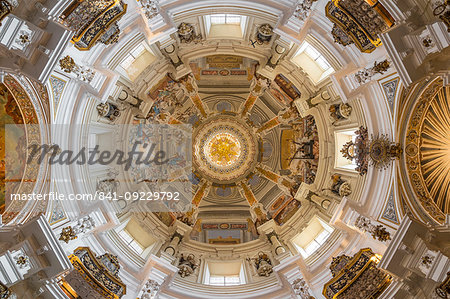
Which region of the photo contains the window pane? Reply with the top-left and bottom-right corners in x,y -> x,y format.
315,230 -> 331,244
210,276 -> 225,285
131,44 -> 145,58
226,15 -> 241,24
120,55 -> 135,69
316,56 -> 331,70
297,42 -> 309,54
211,14 -> 226,24
305,46 -> 320,60
225,276 -> 240,285
119,230 -> 133,243
305,241 -> 320,255
130,241 -> 144,254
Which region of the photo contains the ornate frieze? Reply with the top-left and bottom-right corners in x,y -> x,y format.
325,0 -> 395,53
60,0 -> 115,32
331,24 -> 353,46
99,22 -> 120,45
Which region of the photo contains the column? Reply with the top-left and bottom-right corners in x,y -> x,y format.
164,232 -> 183,256
239,76 -> 271,117
180,74 -> 208,118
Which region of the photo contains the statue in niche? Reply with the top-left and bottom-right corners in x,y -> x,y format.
255,24 -> 273,45
177,253 -> 198,278
97,102 -> 121,122
329,103 -> 352,123
328,174 -> 352,197
251,252 -> 273,277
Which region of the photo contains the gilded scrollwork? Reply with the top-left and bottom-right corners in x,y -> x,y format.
68,247 -> 126,298
404,78 -> 447,224
61,0 -> 127,50
323,248 -> 390,299
325,0 -> 395,53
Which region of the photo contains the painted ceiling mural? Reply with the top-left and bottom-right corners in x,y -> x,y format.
0,76 -> 41,224
0,83 -> 26,214
119,53 -> 320,244
3,0 -> 450,298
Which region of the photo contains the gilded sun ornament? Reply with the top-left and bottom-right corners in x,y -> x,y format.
405,82 -> 449,222
206,133 -> 241,167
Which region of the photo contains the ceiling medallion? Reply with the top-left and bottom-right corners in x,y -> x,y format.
205,132 -> 241,167
193,114 -> 259,185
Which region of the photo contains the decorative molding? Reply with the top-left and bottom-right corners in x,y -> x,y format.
354,215 -> 391,242
49,198 -> 67,225
380,77 -> 399,116
59,55 -> 95,82
381,189 -> 399,224
137,0 -> 159,19
293,0 -> 318,21
354,60 -> 391,84
48,75 -> 66,118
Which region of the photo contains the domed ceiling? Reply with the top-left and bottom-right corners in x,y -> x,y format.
116,54 -> 321,244
5,0 -> 448,298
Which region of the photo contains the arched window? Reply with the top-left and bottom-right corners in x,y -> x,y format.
117,218 -> 156,256
291,40 -> 335,84
335,129 -> 358,170
291,217 -> 334,258
204,14 -> 247,39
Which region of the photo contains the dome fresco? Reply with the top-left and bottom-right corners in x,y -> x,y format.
0,0 -> 449,298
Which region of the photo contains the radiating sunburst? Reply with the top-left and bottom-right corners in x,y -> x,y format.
205,133 -> 241,167
420,86 -> 450,213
